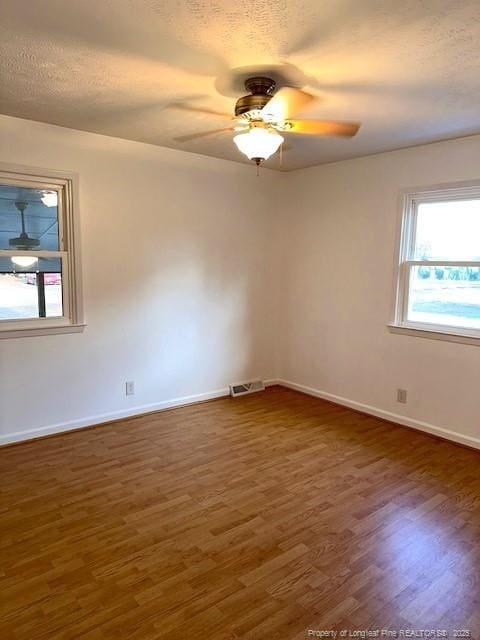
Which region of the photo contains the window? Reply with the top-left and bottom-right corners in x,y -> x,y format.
392,183 -> 480,341
0,163 -> 83,338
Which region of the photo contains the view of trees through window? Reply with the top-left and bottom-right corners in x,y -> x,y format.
407,199 -> 480,330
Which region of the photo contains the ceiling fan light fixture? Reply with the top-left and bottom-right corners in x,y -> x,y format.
233,127 -> 284,164
11,256 -> 38,268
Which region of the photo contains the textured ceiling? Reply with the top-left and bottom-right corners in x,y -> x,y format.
1,0 -> 480,171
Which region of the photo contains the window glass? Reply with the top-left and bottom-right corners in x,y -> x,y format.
0,167 -> 81,337
407,265 -> 480,329
0,258 -> 63,320
0,183 -> 59,251
395,187 -> 480,338
414,199 -> 480,261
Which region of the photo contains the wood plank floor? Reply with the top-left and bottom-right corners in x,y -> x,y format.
1,386 -> 480,639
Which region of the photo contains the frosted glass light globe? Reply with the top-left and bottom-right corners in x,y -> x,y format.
233,127 -> 284,162
11,256 -> 38,268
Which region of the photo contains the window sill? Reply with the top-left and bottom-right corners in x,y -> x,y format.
388,323 -> 480,346
0,323 -> 86,340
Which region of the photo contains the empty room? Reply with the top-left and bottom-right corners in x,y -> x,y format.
1,1 -> 480,638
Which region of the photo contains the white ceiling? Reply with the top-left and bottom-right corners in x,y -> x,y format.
1,0 -> 480,171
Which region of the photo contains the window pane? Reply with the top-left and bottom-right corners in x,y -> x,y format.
414,199 -> 480,261
407,265 -> 480,330
0,183 -> 60,251
0,258 -> 63,320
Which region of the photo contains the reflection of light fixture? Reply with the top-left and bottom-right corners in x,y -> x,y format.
41,191 -> 57,207
233,127 -> 284,166
11,256 -> 38,268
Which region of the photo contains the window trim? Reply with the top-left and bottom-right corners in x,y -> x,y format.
0,162 -> 84,339
390,180 -> 480,345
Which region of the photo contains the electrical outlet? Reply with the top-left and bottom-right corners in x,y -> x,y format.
126,381 -> 135,396
397,388 -> 407,404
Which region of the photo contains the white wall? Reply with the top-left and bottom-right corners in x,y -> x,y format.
276,135 -> 480,448
2,115 -> 480,449
0,115 -> 279,443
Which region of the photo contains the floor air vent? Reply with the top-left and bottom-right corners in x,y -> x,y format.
230,379 -> 265,397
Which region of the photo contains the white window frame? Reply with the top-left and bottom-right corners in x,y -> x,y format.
390,180 -> 480,345
0,162 -> 84,339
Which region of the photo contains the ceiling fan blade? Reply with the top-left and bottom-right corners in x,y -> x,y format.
287,120 -> 360,137
168,102 -> 233,119
174,127 -> 233,142
262,87 -> 317,121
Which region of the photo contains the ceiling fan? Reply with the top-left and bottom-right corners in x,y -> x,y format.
175,76 -> 361,166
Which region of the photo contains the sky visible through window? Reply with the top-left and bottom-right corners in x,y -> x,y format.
415,199 -> 480,261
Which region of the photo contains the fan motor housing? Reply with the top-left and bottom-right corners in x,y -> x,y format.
9,233 -> 39,249
235,76 -> 276,116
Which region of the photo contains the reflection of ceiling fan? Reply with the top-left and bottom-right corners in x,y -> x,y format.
175,76 -> 360,166
9,201 -> 39,268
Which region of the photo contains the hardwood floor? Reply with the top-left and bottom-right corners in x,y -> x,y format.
1,386 -> 480,639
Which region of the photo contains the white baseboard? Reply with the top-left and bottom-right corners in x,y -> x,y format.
277,379 -> 480,451
1,378 -> 280,446
8,377 -> 475,451
0,387 -> 229,446
265,378 -> 281,386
